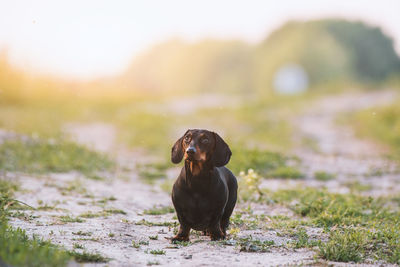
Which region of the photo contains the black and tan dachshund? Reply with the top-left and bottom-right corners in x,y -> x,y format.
170,129 -> 238,241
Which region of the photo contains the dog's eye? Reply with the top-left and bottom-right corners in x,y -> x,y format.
201,138 -> 209,144
184,136 -> 191,143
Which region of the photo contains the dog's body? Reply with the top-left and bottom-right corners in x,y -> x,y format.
170,129 -> 237,241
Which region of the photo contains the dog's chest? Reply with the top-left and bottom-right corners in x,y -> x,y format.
189,192 -> 211,210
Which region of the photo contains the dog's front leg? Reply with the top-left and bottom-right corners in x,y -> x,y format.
172,222 -> 190,242
207,215 -> 225,241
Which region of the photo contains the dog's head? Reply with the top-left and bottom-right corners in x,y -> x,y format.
171,129 -> 232,167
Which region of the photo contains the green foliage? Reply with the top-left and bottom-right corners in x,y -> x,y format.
135,219 -> 178,227
148,249 -> 166,255
143,206 -> 175,215
237,236 -> 275,252
228,148 -> 287,176
238,169 -> 263,202
314,171 -> 336,181
0,137 -> 115,175
0,178 -> 71,267
269,166 -> 304,179
269,188 -> 400,263
319,228 -> 367,262
59,215 -> 85,223
0,225 -> 71,267
256,19 -> 400,92
350,103 -> 400,158
68,250 -> 109,263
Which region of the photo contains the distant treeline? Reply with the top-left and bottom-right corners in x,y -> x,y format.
1,19 -> 400,103
122,19 -> 400,94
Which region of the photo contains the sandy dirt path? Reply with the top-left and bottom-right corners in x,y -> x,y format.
262,90 -> 400,197
8,123 -> 315,266
7,90 -> 400,266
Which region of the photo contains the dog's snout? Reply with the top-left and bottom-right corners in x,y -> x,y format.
186,147 -> 196,154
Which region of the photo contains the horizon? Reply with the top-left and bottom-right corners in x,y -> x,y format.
1,0 -> 399,80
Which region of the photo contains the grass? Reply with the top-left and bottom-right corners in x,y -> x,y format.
79,208 -> 126,219
228,148 -> 287,176
59,215 -> 85,223
0,179 -> 71,267
348,102 -> 400,158
68,250 -> 109,263
267,187 -> 400,263
137,162 -> 170,184
318,228 -> 366,262
237,236 -> 275,252
132,240 -> 149,248
268,166 -> 304,179
143,206 -> 174,215
72,231 -> 92,236
0,225 -> 71,267
314,171 -> 336,181
73,243 -> 84,249
0,137 -> 115,176
148,249 -> 166,255
135,219 -> 178,227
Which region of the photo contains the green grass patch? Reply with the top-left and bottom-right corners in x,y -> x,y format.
72,231 -> 92,236
228,148 -> 287,176
68,250 -> 109,263
318,228 -> 367,262
148,249 -> 166,255
135,219 -> 177,227
0,225 -> 71,267
0,178 -> 72,267
268,166 -> 304,179
348,102 -> 400,158
59,215 -> 85,223
267,187 -> 400,263
314,171 -> 336,181
143,206 -> 174,215
0,137 -> 115,176
237,236 -> 275,252
79,208 -> 126,218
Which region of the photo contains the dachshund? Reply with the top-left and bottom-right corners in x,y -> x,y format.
170,129 -> 237,241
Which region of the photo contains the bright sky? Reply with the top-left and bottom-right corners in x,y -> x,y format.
1,0 -> 399,79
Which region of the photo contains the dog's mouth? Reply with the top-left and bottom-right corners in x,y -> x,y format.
184,153 -> 196,161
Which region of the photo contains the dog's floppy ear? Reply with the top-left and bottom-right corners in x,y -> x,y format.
171,130 -> 189,164
212,132 -> 232,167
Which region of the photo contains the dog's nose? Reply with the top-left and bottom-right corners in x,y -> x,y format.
186,147 -> 196,154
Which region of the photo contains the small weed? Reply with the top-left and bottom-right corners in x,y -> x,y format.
103,208 -> 127,215
290,227 -> 320,249
149,249 -> 166,255
108,233 -> 115,237
73,243 -> 84,249
237,236 -> 275,252
132,240 -> 150,248
269,166 -> 304,179
143,206 -> 174,215
68,250 -> 109,263
149,235 -> 158,240
314,171 -> 335,181
72,231 -> 92,236
59,215 -> 85,223
135,219 -> 177,227
147,260 -> 160,266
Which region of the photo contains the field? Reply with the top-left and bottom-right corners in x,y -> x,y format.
1,86 -> 400,266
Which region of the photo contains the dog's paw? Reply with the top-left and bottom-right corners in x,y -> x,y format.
210,232 -> 225,241
171,235 -> 189,243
